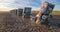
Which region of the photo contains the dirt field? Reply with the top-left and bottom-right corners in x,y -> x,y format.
0,12 -> 60,32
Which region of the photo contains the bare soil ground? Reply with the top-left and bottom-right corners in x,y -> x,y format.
0,12 -> 60,32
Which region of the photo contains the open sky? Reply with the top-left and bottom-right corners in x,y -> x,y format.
0,0 -> 60,11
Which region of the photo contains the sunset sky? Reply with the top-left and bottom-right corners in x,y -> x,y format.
0,0 -> 60,11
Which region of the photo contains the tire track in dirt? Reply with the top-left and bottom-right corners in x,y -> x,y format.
1,13 -> 32,32
0,13 -> 60,32
0,13 -> 10,32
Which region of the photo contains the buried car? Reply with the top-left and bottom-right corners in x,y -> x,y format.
35,2 -> 55,25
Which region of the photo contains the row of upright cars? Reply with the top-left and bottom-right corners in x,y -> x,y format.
10,2 -> 55,25
10,7 -> 31,18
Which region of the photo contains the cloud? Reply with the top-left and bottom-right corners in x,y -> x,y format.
0,0 -> 60,11
0,0 -> 15,3
0,0 -> 31,9
0,0 -> 41,9
0,0 -> 15,9
14,0 -> 30,8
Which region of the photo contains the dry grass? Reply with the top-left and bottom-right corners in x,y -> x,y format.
52,11 -> 60,15
0,11 -> 10,14
31,11 -> 60,15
